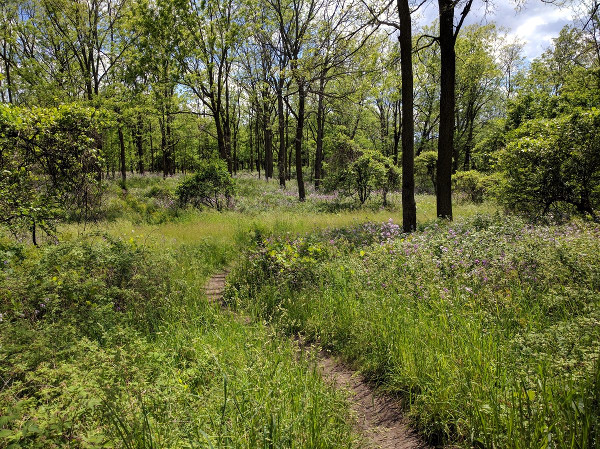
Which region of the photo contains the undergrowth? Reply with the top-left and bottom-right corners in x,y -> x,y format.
226,216 -> 600,448
0,235 -> 357,448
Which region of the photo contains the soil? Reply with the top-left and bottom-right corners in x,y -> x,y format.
205,270 -> 429,449
318,353 -> 428,449
204,269 -> 230,305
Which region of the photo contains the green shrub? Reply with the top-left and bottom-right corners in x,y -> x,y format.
415,151 -> 437,193
0,237 -> 358,449
324,137 -> 399,205
452,170 -> 499,203
0,103 -> 106,241
176,160 -> 234,211
499,109 -> 600,221
0,235 -> 172,336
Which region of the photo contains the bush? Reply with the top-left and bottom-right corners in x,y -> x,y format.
452,170 -> 498,203
499,109 -> 600,221
176,160 -> 234,211
0,103 -> 106,242
415,151 -> 437,193
324,137 -> 399,205
0,235 -> 172,335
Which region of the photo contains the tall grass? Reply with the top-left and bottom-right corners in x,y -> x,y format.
227,216 -> 600,448
1,175 -> 497,447
0,233 -> 358,448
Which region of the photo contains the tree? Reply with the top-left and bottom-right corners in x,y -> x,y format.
454,24 -> 502,171
436,0 -> 474,220
40,0 -> 133,101
499,110 -> 600,221
310,0 -> 373,189
414,27 -> 441,156
267,0 -> 323,201
0,103 -> 105,243
398,0 -> 416,231
181,0 -> 244,173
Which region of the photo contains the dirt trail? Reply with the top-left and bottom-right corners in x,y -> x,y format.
204,269 -> 229,305
318,354 -> 427,449
205,270 -> 428,449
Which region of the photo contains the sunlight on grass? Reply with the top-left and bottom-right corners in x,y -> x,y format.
62,188 -> 496,250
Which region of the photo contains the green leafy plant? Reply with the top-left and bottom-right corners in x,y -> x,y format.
452,170 -> 498,203
415,151 -> 437,194
499,109 -> 600,221
324,137 -> 399,205
0,103 -> 106,243
176,160 -> 234,211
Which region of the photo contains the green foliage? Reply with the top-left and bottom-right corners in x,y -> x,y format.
471,118 -> 506,171
229,216 -> 600,447
0,235 -> 357,449
0,103 -> 105,240
506,25 -> 600,130
415,151 -> 437,193
0,235 -> 172,336
176,160 -> 234,211
499,109 -> 600,220
452,170 -> 499,203
324,137 -> 399,205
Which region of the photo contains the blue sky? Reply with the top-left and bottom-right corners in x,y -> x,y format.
415,1 -> 585,59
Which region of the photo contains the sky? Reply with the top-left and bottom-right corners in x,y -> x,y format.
415,1 -> 586,60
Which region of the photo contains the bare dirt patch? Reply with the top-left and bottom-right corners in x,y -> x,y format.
318,353 -> 428,449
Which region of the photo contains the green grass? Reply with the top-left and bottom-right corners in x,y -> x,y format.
0,231 -> 357,448
227,216 -> 600,448
1,174 -> 497,448
62,173 -> 495,248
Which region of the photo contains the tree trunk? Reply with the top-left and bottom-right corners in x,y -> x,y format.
399,0 -> 416,232
263,94 -> 273,179
31,219 -> 37,246
265,123 -> 273,179
277,84 -> 286,188
286,111 -> 292,180
255,111 -> 261,178
166,114 -> 174,175
161,117 -> 167,177
118,125 -> 126,187
315,78 -> 326,189
295,82 -> 307,201
436,0 -> 455,220
463,116 -> 474,171
2,41 -> 13,104
249,117 -> 254,175
135,114 -> 144,174
392,99 -> 401,166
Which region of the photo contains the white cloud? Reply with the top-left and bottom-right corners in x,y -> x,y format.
415,1 -> 583,60
507,5 -> 577,59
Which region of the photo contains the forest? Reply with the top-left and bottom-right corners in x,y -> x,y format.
1,0 -> 599,447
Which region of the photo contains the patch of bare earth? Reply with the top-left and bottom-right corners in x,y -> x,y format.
318,353 -> 428,449
205,271 -> 428,449
204,269 -> 229,305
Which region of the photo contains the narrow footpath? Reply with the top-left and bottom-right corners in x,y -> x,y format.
205,269 -> 428,449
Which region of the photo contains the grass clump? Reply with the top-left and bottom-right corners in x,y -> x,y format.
226,216 -> 600,448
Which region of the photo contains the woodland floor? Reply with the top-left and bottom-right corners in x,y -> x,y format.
205,269 -> 429,449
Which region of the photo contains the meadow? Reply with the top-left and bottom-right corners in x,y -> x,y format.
226,213 -> 600,448
2,174 -> 598,448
